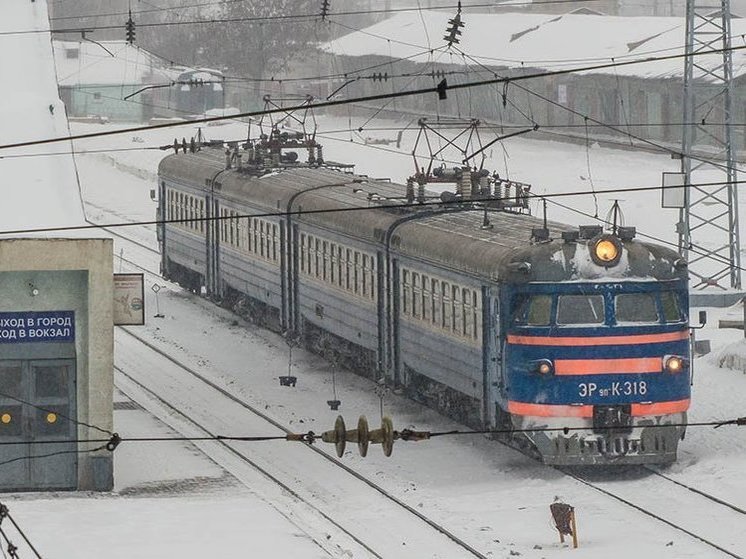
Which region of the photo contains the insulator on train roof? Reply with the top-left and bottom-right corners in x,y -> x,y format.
578,225 -> 603,240
281,151 -> 299,164
531,228 -> 550,242
618,226 -> 636,241
405,179 -> 415,204
440,191 -> 458,204
562,231 -> 580,243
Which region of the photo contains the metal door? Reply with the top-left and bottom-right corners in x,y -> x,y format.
0,359 -> 77,491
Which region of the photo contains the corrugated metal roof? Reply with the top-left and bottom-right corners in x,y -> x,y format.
322,11 -> 746,81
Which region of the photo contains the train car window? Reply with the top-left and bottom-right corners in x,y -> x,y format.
474,291 -> 482,340
330,243 -> 337,285
360,255 -> 367,295
199,200 -> 205,233
230,212 -> 236,245
300,234 -> 306,272
557,294 -> 604,325
352,251 -> 360,295
244,217 -> 254,254
453,286 -> 463,335
442,282 -> 451,330
323,242 -> 330,282
401,270 -> 409,315
369,255 -> 376,299
616,293 -> 659,323
463,288 -> 472,338
412,273 -> 420,318
337,247 -> 344,288
345,249 -> 352,290
432,279 -> 441,325
660,291 -> 682,322
422,276 -> 431,322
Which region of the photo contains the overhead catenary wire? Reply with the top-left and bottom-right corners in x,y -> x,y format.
34,0 -> 606,35
2,178 -> 746,274
0,416 -> 741,454
4,42 -> 746,153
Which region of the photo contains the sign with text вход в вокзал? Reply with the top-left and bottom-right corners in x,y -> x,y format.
0,311 -> 75,343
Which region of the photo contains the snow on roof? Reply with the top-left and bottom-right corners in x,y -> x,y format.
322,11 -> 746,81
53,40 -> 177,86
0,0 -> 86,234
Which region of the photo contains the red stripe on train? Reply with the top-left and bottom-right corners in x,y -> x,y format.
554,357 -> 661,375
507,330 -> 688,347
507,399 -> 690,417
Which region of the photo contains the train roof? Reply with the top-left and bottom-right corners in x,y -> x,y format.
159,149 -> 684,282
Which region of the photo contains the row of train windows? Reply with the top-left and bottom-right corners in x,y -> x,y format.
400,269 -> 482,341
299,234 -> 376,301
168,190 -> 205,233
218,208 -> 279,264
514,291 -> 683,326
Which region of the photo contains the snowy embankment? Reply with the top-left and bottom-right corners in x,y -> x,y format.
0,0 -> 85,233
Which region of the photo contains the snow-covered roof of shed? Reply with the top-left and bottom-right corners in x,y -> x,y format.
53,40 -> 178,86
322,11 -> 746,81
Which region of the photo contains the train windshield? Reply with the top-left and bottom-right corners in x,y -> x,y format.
615,293 -> 658,323
557,294 -> 605,325
511,287 -> 685,328
512,294 -> 551,326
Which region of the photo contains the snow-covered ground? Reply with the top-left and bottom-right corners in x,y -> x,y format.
1,114 -> 733,558
3,1 -> 746,555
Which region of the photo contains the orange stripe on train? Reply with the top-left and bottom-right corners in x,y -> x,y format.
507,330 -> 689,347
554,357 -> 661,375
507,399 -> 690,418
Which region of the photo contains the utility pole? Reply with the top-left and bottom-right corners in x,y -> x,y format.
680,0 -> 741,289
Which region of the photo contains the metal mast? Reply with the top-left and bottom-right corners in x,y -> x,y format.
680,0 -> 741,289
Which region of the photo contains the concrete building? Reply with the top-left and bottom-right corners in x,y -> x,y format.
54,40 -> 177,122
322,11 -> 746,155
0,239 -> 114,491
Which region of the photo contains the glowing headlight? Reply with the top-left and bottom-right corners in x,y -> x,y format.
533,359 -> 554,375
595,239 -> 618,262
663,355 -> 686,373
589,234 -> 623,267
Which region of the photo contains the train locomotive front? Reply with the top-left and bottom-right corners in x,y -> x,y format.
499,226 -> 690,465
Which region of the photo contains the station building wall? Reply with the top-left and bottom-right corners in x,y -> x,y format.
0,238 -> 113,492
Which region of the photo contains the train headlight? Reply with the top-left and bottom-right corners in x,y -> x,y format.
590,234 -> 623,267
663,355 -> 687,373
532,359 -> 554,375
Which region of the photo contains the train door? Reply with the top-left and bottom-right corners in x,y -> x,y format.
482,288 -> 501,428
206,195 -> 220,298
0,359 -> 77,491
157,181 -> 168,275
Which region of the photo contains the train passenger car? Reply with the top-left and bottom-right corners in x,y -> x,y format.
156,131 -> 691,465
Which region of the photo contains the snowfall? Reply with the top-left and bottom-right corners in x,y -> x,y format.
2,1 -> 746,558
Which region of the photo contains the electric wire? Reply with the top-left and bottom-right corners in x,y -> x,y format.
0,416 -> 741,456
38,0 -> 607,34
0,390 -> 112,436
5,41 -> 746,152
1,177 -> 745,275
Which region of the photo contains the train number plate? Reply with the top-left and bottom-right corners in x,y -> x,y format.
578,381 -> 648,398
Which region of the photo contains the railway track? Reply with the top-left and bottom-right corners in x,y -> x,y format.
102,213 -> 746,558
114,326 -> 490,559
559,467 -> 746,559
